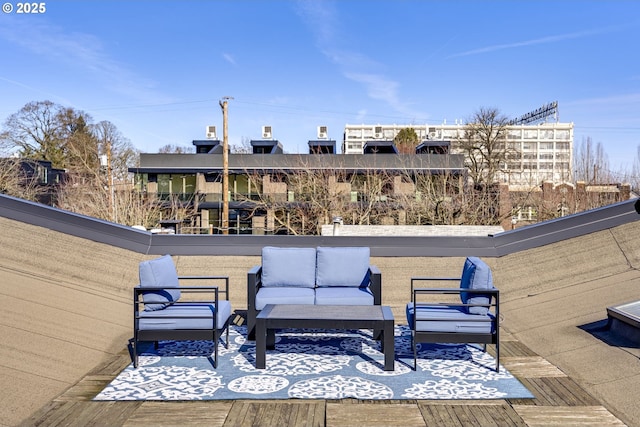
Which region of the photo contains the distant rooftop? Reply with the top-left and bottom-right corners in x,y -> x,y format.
321,224 -> 505,237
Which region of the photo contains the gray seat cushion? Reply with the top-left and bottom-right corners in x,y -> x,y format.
406,303 -> 494,334
138,300 -> 232,331
314,287 -> 374,305
255,287 -> 316,310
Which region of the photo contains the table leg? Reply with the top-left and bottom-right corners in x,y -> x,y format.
383,320 -> 394,371
266,329 -> 275,350
256,318 -> 266,369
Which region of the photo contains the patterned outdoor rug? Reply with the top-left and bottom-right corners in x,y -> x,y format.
94,325 -> 533,400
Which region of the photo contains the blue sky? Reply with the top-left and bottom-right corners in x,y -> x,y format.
1,0 -> 639,172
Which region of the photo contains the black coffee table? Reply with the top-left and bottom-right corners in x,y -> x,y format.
255,304 -> 395,371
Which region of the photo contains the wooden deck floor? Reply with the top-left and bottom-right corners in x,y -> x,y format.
22,336 -> 627,427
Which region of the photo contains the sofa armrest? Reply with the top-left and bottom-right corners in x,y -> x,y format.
369,265 -> 382,305
247,266 -> 262,308
246,265 -> 262,339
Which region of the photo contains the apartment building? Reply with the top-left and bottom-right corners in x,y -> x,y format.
130,138 -> 467,234
343,122 -> 574,185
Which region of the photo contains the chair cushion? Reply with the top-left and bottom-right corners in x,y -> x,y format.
261,247 -> 317,288
139,255 -> 181,311
406,303 -> 494,334
138,300 -> 232,330
255,287 -> 316,310
316,246 -> 370,287
315,287 -> 374,305
460,257 -> 494,315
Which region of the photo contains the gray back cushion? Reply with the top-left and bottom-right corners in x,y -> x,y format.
261,247 -> 317,288
460,256 -> 494,315
316,246 -> 370,287
139,254 -> 181,311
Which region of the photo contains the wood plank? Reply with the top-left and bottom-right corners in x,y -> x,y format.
54,375 -> 115,401
508,377 -> 601,407
124,402 -> 233,427
224,400 -> 324,427
507,377 -> 552,406
327,403 -> 425,427
26,401 -> 142,427
502,356 -> 566,378
499,340 -> 540,358
513,405 -> 627,426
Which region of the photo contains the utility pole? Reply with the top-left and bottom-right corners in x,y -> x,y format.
219,97 -> 233,234
107,138 -> 114,222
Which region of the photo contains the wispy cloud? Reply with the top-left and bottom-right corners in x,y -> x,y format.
0,19 -> 171,105
295,0 -> 427,121
448,27 -> 617,59
565,93 -> 640,107
223,53 -> 237,66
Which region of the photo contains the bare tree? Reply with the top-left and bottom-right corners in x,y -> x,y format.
0,158 -> 46,201
573,136 -> 612,183
0,101 -> 67,166
458,107 -> 512,187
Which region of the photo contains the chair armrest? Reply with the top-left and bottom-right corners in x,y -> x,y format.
134,285 -> 222,318
177,276 -> 229,298
412,287 -> 499,313
410,277 -> 459,301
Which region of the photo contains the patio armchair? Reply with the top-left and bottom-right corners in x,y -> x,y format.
133,254 -> 232,368
406,256 -> 499,371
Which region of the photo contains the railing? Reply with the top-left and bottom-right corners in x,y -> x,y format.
1,193 -> 638,258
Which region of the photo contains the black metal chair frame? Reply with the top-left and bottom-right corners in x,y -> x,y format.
133,275 -> 230,368
410,277 -> 500,372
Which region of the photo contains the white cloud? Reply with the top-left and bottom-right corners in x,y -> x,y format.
295,1 -> 427,121
448,27 -> 621,59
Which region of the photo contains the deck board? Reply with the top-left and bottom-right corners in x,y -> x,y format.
513,405 -> 627,426
123,402 -> 233,427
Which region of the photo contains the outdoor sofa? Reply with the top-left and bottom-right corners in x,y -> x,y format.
406,256 -> 500,371
246,246 -> 381,340
133,254 -> 232,368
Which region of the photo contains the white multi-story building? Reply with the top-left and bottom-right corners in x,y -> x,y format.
342,122 -> 574,185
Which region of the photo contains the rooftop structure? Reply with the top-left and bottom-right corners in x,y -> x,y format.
1,193 -> 639,425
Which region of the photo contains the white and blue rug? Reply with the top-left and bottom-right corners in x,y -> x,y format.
94,325 -> 533,401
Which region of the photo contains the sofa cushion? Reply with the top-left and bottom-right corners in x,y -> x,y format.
255,287 -> 316,310
460,257 -> 494,315
261,247 -> 317,288
138,300 -> 232,331
139,255 -> 181,311
315,287 -> 374,305
406,303 -> 494,334
316,246 -> 370,287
